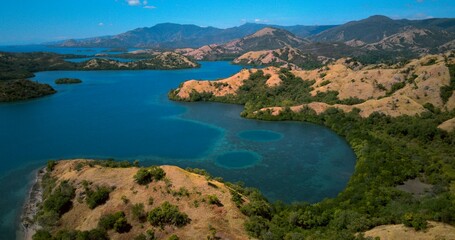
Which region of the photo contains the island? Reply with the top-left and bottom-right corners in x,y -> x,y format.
0,79 -> 56,102
54,78 -> 82,84
0,51 -> 199,102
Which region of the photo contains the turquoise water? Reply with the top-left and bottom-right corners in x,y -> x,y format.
238,130 -> 283,142
0,61 -> 356,238
215,151 -> 262,169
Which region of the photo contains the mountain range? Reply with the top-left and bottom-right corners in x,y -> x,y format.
59,23 -> 333,49
58,15 -> 455,53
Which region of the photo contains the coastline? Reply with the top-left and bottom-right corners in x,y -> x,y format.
18,167 -> 46,240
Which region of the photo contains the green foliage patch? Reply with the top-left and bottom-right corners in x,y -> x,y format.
84,185 -> 112,209
134,166 -> 166,185
147,201 -> 190,228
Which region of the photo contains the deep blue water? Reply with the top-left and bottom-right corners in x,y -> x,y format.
65,57 -> 138,63
0,61 -> 356,239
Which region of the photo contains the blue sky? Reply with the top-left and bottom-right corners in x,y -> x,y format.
0,0 -> 454,45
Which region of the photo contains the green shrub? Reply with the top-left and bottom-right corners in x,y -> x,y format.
86,186 -> 111,209
42,181 -> 75,216
207,195 -> 223,206
320,80 -> 331,86
32,230 -> 52,240
173,187 -> 190,197
134,166 -> 166,185
98,211 -> 131,233
230,190 -> 244,207
113,216 -> 132,233
387,82 -> 406,95
168,235 -> 179,240
47,160 -> 57,171
132,203 -> 146,222
147,201 -> 190,228
403,213 -> 428,231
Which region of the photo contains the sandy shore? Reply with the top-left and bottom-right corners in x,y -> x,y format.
18,167 -> 46,240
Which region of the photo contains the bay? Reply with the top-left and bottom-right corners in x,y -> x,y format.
0,61 -> 355,238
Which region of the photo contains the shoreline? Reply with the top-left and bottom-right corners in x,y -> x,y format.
18,167 -> 46,240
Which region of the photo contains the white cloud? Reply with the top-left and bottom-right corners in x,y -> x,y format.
126,0 -> 140,6
98,22 -> 105,27
411,13 -> 433,19
144,5 -> 156,9
254,18 -> 269,23
143,0 -> 148,5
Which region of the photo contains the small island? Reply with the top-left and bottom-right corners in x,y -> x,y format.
0,79 -> 56,102
55,78 -> 82,84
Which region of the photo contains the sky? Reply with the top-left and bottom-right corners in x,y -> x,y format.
0,0 -> 454,45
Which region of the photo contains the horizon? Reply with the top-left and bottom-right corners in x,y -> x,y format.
1,0 -> 455,45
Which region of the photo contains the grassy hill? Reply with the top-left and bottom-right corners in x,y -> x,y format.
25,160 -> 250,240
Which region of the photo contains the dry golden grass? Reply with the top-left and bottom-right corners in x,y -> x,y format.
364,221 -> 455,240
438,117 -> 455,132
176,52 -> 455,118
176,67 -> 285,100
50,160 -> 249,240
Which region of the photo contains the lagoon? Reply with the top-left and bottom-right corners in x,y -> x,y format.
0,61 -> 355,238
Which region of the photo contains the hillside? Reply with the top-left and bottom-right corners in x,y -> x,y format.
311,15 -> 455,54
24,160 -> 249,240
364,221 -> 455,240
233,46 -> 325,70
179,27 -> 309,61
170,52 -> 455,118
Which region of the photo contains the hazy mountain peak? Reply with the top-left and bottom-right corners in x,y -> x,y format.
365,15 -> 393,22
247,27 -> 279,38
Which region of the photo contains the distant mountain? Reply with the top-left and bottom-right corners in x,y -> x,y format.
56,15 -> 455,58
58,23 -> 336,49
311,15 -> 455,53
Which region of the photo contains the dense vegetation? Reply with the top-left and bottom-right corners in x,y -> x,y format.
0,51 -> 198,82
54,78 -> 82,84
83,182 -> 112,209
134,166 -> 166,185
0,52 -> 79,80
0,79 -> 56,102
98,211 -> 132,233
169,66 -> 455,239
234,108 -> 455,239
440,64 -> 455,104
36,176 -> 75,228
147,201 -> 191,228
